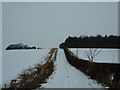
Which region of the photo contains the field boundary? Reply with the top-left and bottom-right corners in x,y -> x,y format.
63,48 -> 120,88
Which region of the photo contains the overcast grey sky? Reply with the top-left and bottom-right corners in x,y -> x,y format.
2,2 -> 118,48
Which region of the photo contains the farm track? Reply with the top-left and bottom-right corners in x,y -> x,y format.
2,48 -> 58,89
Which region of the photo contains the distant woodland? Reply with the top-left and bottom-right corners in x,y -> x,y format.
6,43 -> 41,50
59,35 -> 120,48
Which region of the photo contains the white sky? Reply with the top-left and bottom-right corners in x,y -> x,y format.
2,2 -> 118,48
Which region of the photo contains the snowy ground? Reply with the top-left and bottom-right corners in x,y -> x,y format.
2,49 -> 50,85
70,48 -> 119,63
40,49 -> 104,88
3,48 -> 115,88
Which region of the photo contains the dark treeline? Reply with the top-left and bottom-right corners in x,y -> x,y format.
6,43 -> 41,50
59,35 -> 120,48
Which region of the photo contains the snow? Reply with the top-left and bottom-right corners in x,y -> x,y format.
70,48 -> 119,63
2,49 -> 50,85
41,49 -> 104,88
3,48 -> 115,88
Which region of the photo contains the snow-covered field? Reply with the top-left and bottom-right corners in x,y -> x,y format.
40,49 -> 104,88
70,48 -> 119,63
2,49 -> 50,85
2,48 -> 117,88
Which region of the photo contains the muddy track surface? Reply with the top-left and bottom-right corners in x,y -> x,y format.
2,48 -> 58,89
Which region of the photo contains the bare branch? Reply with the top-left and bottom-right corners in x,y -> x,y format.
85,48 -> 102,62
93,48 -> 97,56
94,49 -> 102,56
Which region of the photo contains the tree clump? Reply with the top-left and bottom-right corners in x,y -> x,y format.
6,43 -> 37,50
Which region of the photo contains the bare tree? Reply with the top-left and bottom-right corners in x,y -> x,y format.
85,48 -> 102,62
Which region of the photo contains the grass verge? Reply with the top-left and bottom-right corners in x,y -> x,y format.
63,48 -> 120,89
2,48 -> 58,89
